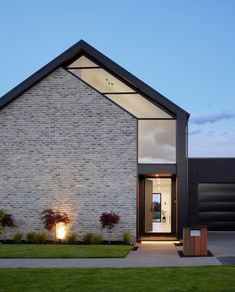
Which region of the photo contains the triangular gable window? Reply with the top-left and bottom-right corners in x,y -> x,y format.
67,55 -> 172,119
67,55 -> 176,164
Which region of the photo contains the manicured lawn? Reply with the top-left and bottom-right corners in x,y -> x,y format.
0,266 -> 234,291
0,244 -> 131,258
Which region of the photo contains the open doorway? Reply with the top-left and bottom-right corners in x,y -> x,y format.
145,178 -> 172,233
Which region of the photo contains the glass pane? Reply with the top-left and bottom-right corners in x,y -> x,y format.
153,193 -> 161,222
106,94 -> 171,118
145,178 -> 171,233
68,68 -> 135,93
138,120 -> 176,163
68,55 -> 99,68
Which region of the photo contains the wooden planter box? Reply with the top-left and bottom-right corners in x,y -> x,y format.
183,226 -> 208,256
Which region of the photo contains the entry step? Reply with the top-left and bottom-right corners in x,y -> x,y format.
139,236 -> 178,241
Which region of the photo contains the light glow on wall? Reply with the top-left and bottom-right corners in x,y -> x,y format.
56,222 -> 66,240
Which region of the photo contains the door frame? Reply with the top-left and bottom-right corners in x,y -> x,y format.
138,175 -> 177,237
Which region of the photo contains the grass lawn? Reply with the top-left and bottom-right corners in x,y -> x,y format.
0,244 -> 131,258
0,266 -> 234,291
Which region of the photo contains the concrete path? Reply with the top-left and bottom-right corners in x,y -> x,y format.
208,231 -> 235,257
0,242 -> 221,268
0,232 -> 234,268
208,232 -> 235,265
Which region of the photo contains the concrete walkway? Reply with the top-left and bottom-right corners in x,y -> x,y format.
0,232 -> 234,268
208,232 -> 235,266
0,242 -> 221,268
208,231 -> 235,257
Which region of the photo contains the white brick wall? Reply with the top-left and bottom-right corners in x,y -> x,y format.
0,68 -> 137,241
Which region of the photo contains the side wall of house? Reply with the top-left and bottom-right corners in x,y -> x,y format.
0,68 -> 137,241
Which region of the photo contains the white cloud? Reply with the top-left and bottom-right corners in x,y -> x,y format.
191,110 -> 234,125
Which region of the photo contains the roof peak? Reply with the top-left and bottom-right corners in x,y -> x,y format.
0,39 -> 190,117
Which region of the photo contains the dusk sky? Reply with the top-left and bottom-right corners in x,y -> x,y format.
1,0 -> 235,157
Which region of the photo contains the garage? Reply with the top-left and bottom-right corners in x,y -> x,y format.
198,183 -> 235,231
188,158 -> 235,231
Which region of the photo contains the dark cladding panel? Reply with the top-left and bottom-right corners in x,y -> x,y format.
188,158 -> 235,231
198,182 -> 235,230
199,183 -> 235,193
198,192 -> 235,203
199,202 -> 235,212
199,211 -> 235,222
199,221 -> 235,231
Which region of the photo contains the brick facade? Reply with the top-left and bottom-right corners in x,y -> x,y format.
0,68 -> 137,241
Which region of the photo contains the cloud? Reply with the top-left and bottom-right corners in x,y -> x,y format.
191,111 -> 234,125
189,129 -> 202,135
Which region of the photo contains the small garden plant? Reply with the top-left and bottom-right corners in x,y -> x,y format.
90,234 -> 103,244
26,232 -> 48,244
13,232 -> 23,243
26,232 -> 38,243
100,212 -> 120,244
0,210 -> 16,242
83,233 -> 103,244
123,231 -> 132,244
66,232 -> 77,244
0,210 -> 4,236
35,232 -> 48,244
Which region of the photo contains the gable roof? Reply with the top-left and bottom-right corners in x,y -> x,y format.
0,40 -> 190,117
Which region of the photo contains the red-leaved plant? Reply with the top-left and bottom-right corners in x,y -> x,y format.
0,211 -> 16,242
41,209 -> 70,239
100,212 -> 120,244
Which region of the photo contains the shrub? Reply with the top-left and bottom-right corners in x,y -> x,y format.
0,210 -> 4,219
100,212 -> 120,230
67,232 -> 77,244
41,209 -> 70,239
91,234 -> 103,244
0,211 -> 16,242
26,232 -> 37,243
35,232 -> 48,244
13,232 -> 23,243
123,231 -> 131,244
0,210 -> 5,236
83,233 -> 103,244
26,232 -> 48,243
83,233 -> 93,244
100,212 -> 120,244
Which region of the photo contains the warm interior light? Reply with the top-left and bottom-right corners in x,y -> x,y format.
141,241 -> 180,244
56,222 -> 66,240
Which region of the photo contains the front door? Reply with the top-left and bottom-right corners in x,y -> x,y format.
139,176 -> 176,236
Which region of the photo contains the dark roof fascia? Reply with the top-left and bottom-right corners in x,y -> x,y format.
0,40 -> 190,118
79,44 -> 190,118
0,41 -> 86,110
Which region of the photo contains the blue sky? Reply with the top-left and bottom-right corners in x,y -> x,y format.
1,0 -> 235,157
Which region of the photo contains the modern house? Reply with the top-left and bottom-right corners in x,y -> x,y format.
0,40 -> 234,241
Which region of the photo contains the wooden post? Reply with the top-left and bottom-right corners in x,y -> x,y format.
183,226 -> 207,256
194,227 -> 207,256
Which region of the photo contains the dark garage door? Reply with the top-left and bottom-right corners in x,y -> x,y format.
198,183 -> 235,231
